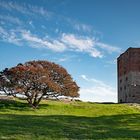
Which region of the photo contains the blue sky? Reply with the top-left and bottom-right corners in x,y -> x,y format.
0,0 -> 140,102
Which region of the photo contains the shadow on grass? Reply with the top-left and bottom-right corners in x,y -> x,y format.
88,101 -> 115,104
0,99 -> 49,111
0,113 -> 139,139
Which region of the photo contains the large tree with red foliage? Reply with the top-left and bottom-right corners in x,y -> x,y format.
0,60 -> 79,108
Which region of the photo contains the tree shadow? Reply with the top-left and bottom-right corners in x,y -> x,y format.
0,99 -> 49,111
0,113 -> 139,139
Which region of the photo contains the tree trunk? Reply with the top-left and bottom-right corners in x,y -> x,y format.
27,98 -> 35,108
32,96 -> 43,108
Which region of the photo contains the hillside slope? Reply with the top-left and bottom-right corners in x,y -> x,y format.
0,99 -> 140,140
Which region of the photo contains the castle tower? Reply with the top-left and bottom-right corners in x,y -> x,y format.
117,47 -> 140,103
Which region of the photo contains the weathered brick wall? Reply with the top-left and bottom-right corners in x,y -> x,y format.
117,48 -> 140,103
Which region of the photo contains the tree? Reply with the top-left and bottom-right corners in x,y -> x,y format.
0,68 -> 15,96
0,60 -> 79,108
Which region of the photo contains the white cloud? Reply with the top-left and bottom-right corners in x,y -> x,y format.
0,27 -> 66,52
80,75 -> 110,87
0,26 -> 120,58
61,33 -> 121,57
0,27 -> 101,57
0,26 -> 7,35
80,87 -> 117,102
57,58 -> 68,62
80,75 -> 117,102
66,17 -> 93,33
61,33 -> 94,50
21,30 -> 66,52
0,27 -> 22,45
0,15 -> 22,25
74,23 -> 92,32
0,1 -> 31,15
96,42 -> 121,53
0,1 -> 51,18
0,1 -> 94,35
80,75 -> 89,81
61,33 -> 103,58
27,4 -> 51,17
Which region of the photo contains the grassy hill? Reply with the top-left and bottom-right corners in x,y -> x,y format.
0,99 -> 140,140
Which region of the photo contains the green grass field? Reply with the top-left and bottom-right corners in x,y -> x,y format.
0,99 -> 140,140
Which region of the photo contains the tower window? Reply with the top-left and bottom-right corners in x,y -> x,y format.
124,71 -> 126,75
124,86 -> 126,90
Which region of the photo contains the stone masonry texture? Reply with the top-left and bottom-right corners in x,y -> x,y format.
117,47 -> 140,103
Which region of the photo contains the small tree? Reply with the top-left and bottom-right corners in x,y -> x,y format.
0,60 -> 79,108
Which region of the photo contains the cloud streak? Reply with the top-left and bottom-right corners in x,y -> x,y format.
0,15 -> 23,25
0,0 -> 96,34
80,75 -> 117,102
0,27 -> 22,46
96,42 -> 121,53
0,27 -> 120,58
66,18 -> 93,33
0,1 -> 51,18
61,33 -> 102,57
74,23 -> 92,32
21,30 -> 66,52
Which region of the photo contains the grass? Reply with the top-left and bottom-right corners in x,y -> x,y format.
0,99 -> 140,140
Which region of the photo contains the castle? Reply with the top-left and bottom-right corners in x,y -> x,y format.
117,47 -> 140,103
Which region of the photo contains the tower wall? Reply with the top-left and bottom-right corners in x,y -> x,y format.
117,48 -> 140,103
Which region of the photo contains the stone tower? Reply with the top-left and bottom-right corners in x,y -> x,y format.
117,47 -> 140,103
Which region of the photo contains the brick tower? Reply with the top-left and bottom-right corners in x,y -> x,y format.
117,47 -> 140,103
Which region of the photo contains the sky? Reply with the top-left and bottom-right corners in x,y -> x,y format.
0,0 -> 140,102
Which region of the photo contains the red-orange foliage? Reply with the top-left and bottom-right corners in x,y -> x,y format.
0,61 -> 79,108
